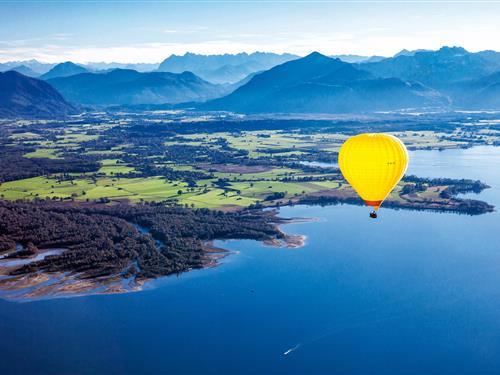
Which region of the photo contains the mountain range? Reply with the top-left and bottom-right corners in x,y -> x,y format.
360,46 -> 500,88
0,60 -> 55,75
3,46 -> 500,117
205,52 -> 447,113
0,71 -> 75,118
81,62 -> 159,72
0,60 -> 158,76
157,52 -> 298,83
47,69 -> 232,106
207,47 -> 500,113
0,52 -> 298,84
332,54 -> 386,63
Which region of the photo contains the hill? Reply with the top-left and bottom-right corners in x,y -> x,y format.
47,69 -> 231,105
205,52 -> 447,113
0,71 -> 76,118
40,62 -> 89,80
157,52 -> 298,83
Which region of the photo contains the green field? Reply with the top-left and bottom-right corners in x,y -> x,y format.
1,115 -> 494,210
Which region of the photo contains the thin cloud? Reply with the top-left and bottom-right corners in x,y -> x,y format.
1,26 -> 500,63
162,26 -> 209,34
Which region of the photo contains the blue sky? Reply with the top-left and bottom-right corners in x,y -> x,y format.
1,0 -> 500,63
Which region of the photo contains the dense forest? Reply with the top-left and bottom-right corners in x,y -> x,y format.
0,200 -> 286,281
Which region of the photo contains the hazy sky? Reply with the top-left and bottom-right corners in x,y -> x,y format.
1,0 -> 500,63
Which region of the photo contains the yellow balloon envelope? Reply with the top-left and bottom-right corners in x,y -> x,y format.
338,133 -> 409,214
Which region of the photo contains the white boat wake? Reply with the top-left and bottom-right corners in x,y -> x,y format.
283,343 -> 301,356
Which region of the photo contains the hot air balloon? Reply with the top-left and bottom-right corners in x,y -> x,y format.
338,133 -> 409,218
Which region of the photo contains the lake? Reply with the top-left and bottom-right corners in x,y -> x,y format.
1,146 -> 499,374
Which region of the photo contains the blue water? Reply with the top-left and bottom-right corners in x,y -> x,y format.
0,147 -> 499,374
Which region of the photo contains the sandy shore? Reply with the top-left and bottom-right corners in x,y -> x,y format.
263,234 -> 306,249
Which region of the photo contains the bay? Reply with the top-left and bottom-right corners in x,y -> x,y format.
1,147 -> 499,374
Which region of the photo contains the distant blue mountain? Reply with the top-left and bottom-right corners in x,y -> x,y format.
332,54 -> 386,63
40,62 -> 90,80
82,62 -> 159,72
7,65 -> 40,77
447,71 -> 500,109
205,52 -> 447,113
157,52 -> 298,83
0,59 -> 54,75
4,46 -> 500,113
360,46 -> 500,88
0,59 -> 159,75
47,69 -> 232,105
476,50 -> 500,67
393,49 -> 431,58
0,71 -> 75,118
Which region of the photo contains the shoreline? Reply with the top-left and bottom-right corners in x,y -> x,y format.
0,182 -> 495,303
292,191 -> 495,216
265,217 -> 313,249
0,213 -> 310,302
2,175 -> 495,302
